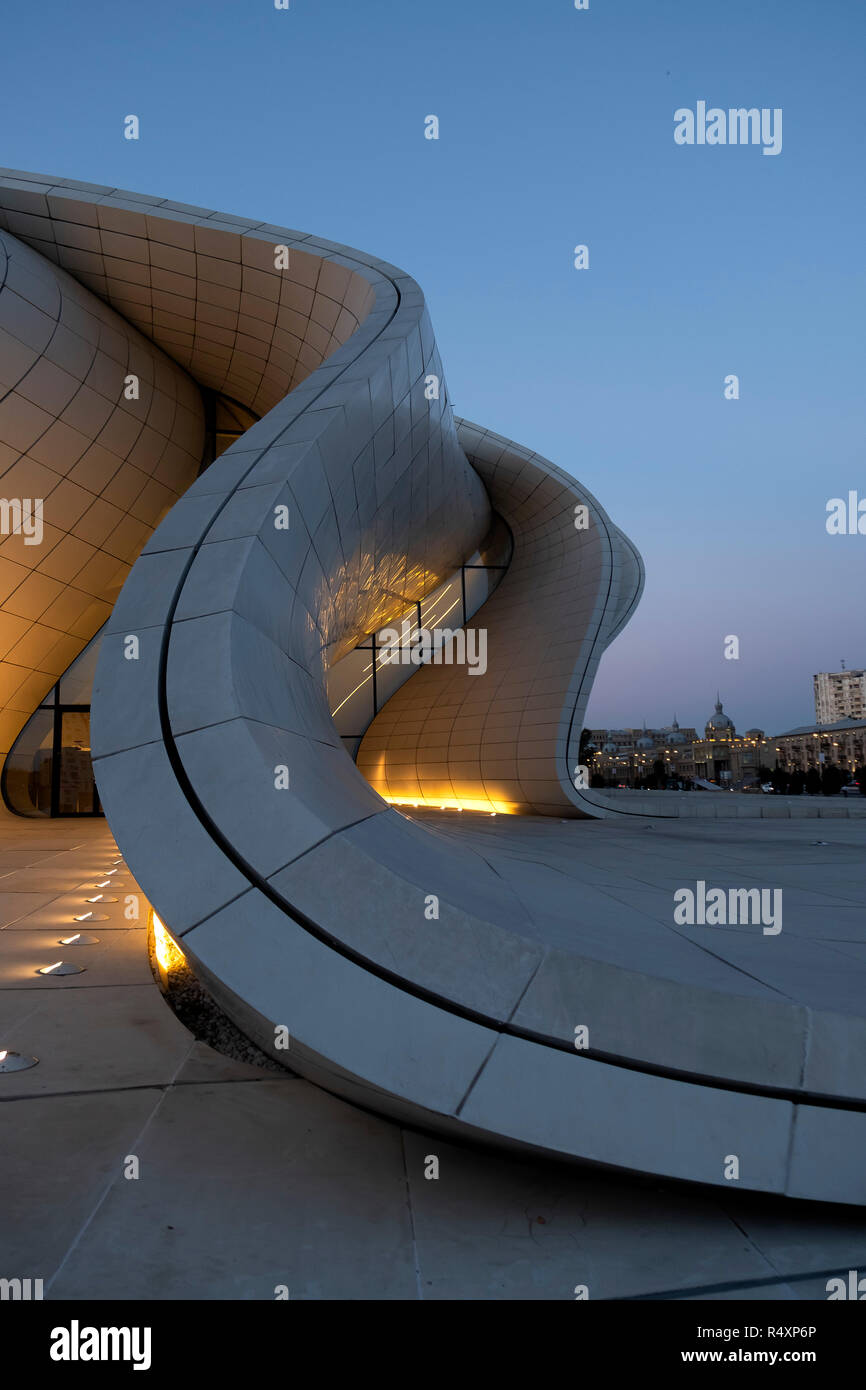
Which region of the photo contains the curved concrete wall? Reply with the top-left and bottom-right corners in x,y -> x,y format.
3,171 -> 861,1204
0,221 -> 203,762
358,421 -> 644,814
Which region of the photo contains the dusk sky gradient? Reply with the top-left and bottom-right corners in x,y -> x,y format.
2,0 -> 863,733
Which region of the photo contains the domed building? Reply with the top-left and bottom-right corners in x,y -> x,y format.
705,696 -> 735,741
589,702 -> 773,788
691,697 -> 774,786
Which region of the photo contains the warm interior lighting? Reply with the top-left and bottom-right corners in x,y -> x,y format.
384,795 -> 515,815
152,912 -> 186,973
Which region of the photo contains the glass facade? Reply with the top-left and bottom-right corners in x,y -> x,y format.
328,515 -> 512,757
1,392 -> 259,817
2,628 -> 104,817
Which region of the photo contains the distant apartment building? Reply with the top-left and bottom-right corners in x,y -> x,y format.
814,669 -> 866,724
772,718 -> 866,775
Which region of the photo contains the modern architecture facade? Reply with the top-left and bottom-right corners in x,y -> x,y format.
2,170 -> 866,1206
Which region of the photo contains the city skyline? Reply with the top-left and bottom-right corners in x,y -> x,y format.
589,666 -> 866,739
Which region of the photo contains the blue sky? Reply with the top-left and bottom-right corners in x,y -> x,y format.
2,0 -> 864,733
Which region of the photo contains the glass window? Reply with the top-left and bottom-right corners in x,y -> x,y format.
325,514 -> 512,758
421,578 -> 463,631
57,712 -> 97,815
59,631 -> 103,704
3,625 -> 106,817
2,709 -> 54,816
327,646 -> 376,736
374,634 -> 416,706
462,567 -> 497,622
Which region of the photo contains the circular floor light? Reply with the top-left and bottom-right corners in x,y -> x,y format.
59,933 -> 100,945
0,1050 -> 38,1073
36,961 -> 85,977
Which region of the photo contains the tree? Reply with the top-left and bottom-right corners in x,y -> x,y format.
578,727 -> 594,768
646,758 -> 667,790
805,766 -> 822,796
821,763 -> 844,796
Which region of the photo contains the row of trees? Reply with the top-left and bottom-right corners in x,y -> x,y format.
769,763 -> 866,796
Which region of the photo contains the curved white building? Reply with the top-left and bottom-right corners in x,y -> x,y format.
2,169 -> 865,1205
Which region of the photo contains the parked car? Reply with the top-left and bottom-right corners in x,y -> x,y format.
760,783 -> 775,794
840,782 -> 861,796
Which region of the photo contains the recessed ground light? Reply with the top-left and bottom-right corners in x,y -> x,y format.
84,895 -> 117,903
37,961 -> 85,977
813,841 -> 829,846
59,933 -> 100,946
0,1050 -> 38,1073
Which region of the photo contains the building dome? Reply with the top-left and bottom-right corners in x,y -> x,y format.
602,741 -> 617,753
706,697 -> 735,736
636,735 -> 654,749
745,728 -> 764,739
667,715 -> 685,744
